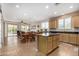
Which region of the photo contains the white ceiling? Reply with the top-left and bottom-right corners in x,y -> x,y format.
1,3 -> 79,24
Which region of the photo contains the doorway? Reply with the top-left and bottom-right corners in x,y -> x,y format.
7,24 -> 17,47
8,24 -> 17,37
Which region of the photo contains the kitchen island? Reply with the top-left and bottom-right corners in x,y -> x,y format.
37,33 -> 59,55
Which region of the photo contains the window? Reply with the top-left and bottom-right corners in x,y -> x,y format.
58,19 -> 64,29
8,24 -> 17,36
65,17 -> 71,29
21,25 -> 26,31
58,16 -> 72,29
21,25 -> 29,32
41,21 -> 49,32
41,21 -> 49,29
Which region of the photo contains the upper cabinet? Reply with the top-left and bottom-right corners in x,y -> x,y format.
49,18 -> 58,29
72,15 -> 79,28
49,11 -> 79,29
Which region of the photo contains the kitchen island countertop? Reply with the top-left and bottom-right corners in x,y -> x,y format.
37,33 -> 59,36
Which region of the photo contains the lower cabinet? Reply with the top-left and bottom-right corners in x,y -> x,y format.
59,33 -> 77,45
39,36 -> 47,54
76,34 -> 79,45
63,34 -> 69,42
47,36 -> 59,53
38,35 -> 59,55
52,36 -> 59,49
59,33 -> 64,41
59,33 -> 69,42
47,36 -> 53,52
69,34 -> 77,44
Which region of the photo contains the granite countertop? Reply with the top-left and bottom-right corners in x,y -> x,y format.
37,30 -> 79,37
49,29 -> 79,33
37,33 -> 59,36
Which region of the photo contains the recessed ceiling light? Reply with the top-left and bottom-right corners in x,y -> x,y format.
16,5 -> 20,8
69,6 -> 73,8
45,5 -> 49,9
54,12 -> 57,14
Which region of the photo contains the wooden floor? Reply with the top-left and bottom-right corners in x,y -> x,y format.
49,42 -> 78,56
0,36 -> 78,56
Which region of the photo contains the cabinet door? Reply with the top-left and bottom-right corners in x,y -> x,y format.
39,36 -> 47,54
72,15 -> 79,27
59,34 -> 69,42
52,20 -> 56,28
69,34 -> 77,44
52,36 -> 59,49
47,36 -> 53,52
49,21 -> 52,29
63,34 -> 69,42
53,20 -> 57,28
76,34 -> 79,45
49,20 -> 57,29
59,34 -> 65,42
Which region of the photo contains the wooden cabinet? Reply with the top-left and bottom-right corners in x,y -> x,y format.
63,34 -> 69,42
47,37 -> 53,52
76,34 -> 79,45
38,35 -> 59,55
68,34 -> 77,44
72,15 -> 79,27
49,21 -> 52,28
59,33 -> 77,44
49,20 -> 58,29
47,36 -> 59,52
59,33 -> 64,41
38,36 -> 47,54
59,33 -> 69,42
52,36 -> 59,49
